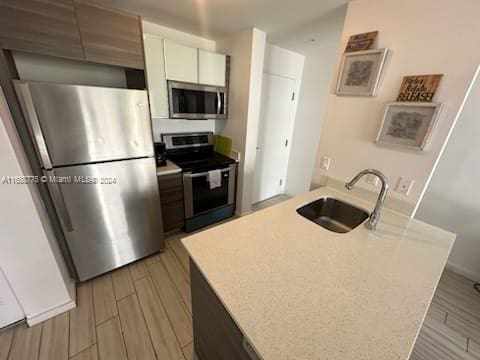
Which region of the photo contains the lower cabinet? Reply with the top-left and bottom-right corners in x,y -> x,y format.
191,260 -> 259,360
157,172 -> 184,232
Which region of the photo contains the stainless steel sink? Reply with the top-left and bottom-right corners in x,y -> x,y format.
296,197 -> 369,233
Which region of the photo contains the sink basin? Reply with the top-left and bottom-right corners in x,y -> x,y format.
296,197 -> 369,233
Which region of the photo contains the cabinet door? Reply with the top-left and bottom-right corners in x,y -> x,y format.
75,0 -> 144,69
157,173 -> 184,232
198,50 -> 227,87
143,34 -> 169,118
0,0 -> 84,60
164,40 -> 198,83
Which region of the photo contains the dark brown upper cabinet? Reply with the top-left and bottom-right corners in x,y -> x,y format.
74,0 -> 144,69
0,0 -> 84,60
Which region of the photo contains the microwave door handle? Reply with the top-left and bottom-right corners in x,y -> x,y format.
217,91 -> 221,115
46,170 -> 74,232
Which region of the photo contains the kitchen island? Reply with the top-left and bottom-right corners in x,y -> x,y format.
182,187 -> 455,360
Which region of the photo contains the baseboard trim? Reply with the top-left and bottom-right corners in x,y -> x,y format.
446,262 -> 480,283
26,299 -> 76,326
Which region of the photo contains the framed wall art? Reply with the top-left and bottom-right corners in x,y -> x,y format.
336,48 -> 389,97
375,102 -> 442,151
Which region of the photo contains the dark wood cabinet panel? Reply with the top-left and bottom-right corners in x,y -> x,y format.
158,173 -> 184,232
74,0 -> 144,69
191,260 -> 255,360
162,201 -> 185,232
0,0 -> 84,60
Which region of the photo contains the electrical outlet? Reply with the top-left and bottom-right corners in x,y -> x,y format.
395,178 -> 414,195
320,156 -> 331,171
365,173 -> 379,186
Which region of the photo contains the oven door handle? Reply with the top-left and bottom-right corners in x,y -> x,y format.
183,166 -> 233,179
216,91 -> 222,115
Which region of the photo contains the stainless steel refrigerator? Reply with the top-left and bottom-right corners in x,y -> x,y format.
15,80 -> 165,281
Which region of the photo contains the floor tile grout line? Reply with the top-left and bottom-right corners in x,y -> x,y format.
159,254 -> 192,315
434,297 -> 480,326
36,322 -> 44,360
144,262 -> 190,352
114,306 -> 131,360
129,286 -> 162,360
6,326 -> 15,360
156,255 -> 192,316
90,282 -> 99,360
167,239 -> 190,278
442,305 -> 480,332
68,304 -> 72,359
181,341 -> 193,350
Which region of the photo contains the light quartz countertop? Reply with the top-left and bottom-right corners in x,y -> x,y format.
182,187 -> 455,360
156,160 -> 181,176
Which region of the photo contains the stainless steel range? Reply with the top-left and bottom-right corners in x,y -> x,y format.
162,132 -> 236,232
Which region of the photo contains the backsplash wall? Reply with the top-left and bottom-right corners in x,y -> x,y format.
152,118 -> 225,141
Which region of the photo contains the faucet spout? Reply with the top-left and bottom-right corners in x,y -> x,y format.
345,169 -> 389,231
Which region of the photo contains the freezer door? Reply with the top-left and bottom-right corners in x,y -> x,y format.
15,81 -> 153,168
47,157 -> 164,281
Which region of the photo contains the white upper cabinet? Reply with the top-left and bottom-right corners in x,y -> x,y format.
143,34 -> 169,118
164,40 -> 198,83
198,50 -> 227,87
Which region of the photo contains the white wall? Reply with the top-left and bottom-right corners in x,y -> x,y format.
142,20 -> 220,138
0,88 -> 75,326
313,0 -> 480,214
415,67 -> 480,281
262,44 -> 305,195
0,267 -> 23,327
273,6 -> 346,196
13,51 -> 127,88
217,29 -> 266,214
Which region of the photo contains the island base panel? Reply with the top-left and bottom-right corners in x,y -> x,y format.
190,259 -> 257,360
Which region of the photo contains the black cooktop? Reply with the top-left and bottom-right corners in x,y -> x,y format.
166,147 -> 236,173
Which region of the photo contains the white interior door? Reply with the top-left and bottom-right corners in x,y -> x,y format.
252,73 -> 295,204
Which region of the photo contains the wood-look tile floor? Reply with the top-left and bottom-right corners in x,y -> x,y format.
1,193 -> 479,360
0,234 -> 196,360
410,270 -> 480,360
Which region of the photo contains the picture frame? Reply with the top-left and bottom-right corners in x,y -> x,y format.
375,102 -> 442,151
336,48 -> 389,97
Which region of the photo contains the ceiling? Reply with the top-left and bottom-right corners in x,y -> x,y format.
87,0 -> 348,40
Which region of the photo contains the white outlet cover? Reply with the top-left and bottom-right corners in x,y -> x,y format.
396,178 -> 414,195
320,156 -> 331,170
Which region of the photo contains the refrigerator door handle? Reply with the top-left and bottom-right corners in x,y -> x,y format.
14,81 -> 52,169
46,170 -> 73,232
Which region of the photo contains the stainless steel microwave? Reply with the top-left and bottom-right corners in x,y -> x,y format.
167,81 -> 228,120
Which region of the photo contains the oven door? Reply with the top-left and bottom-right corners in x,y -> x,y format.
168,81 -> 227,120
183,165 -> 236,218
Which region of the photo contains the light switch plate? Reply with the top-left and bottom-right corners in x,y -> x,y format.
320,156 -> 331,171
396,178 -> 414,195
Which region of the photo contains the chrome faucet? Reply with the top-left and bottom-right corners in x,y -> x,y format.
345,169 -> 389,231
